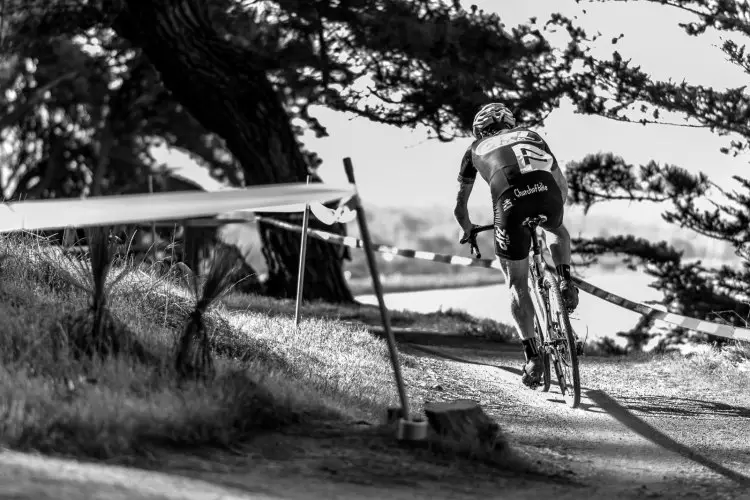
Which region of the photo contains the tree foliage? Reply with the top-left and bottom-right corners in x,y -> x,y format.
0,0 -> 602,301
563,0 -> 750,350
0,35 -> 246,198
205,0 -> 593,144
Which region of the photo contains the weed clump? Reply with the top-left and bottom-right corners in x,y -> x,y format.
174,228 -> 244,382
53,227 -> 153,366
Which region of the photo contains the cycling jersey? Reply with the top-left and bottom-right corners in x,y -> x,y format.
457,127 -> 564,261
457,127 -> 561,200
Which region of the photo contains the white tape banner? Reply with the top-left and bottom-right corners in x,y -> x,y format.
0,182 -> 355,233
309,195 -> 358,225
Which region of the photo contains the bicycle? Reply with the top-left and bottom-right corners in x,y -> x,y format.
464,216 -> 582,409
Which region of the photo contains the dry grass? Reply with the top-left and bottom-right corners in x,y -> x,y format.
676,341 -> 750,380
585,341 -> 750,397
0,232 -> 434,464
221,293 -> 516,341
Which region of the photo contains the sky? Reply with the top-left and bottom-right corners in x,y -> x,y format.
158,0 -> 749,231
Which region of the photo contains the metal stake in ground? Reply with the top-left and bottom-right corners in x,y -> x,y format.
148,174 -> 157,259
342,157 -> 426,442
294,175 -> 312,327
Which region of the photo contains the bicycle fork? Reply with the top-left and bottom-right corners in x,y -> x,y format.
530,232 -> 569,379
529,233 -> 553,353
530,231 -> 584,358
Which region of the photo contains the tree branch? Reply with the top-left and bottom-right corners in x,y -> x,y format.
0,70 -> 77,131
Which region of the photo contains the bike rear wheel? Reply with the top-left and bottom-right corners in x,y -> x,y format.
543,269 -> 581,408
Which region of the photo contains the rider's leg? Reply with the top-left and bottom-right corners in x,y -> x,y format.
498,256 -> 537,360
545,220 -> 579,310
493,194 -> 543,385
545,221 -> 571,269
545,166 -> 572,269
544,168 -> 579,311
498,256 -> 534,341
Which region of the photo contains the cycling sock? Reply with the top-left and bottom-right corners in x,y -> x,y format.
522,338 -> 538,361
556,264 -> 571,281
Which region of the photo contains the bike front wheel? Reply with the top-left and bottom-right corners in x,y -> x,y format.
532,313 -> 551,392
529,273 -> 551,393
543,269 -> 581,408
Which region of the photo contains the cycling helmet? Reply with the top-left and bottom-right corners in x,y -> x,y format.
472,103 -> 516,139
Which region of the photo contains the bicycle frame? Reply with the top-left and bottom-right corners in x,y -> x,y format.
467,217 -> 581,406
526,218 -> 555,349
467,218 -> 553,347
528,223 -> 546,289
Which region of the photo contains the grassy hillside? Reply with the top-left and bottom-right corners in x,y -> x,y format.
1,230 -> 748,500
0,232 -> 513,464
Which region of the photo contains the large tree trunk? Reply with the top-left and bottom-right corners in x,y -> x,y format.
258,209 -> 352,301
115,0 -> 353,302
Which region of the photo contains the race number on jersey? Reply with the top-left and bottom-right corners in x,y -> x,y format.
510,143 -> 554,174
475,130 -> 540,156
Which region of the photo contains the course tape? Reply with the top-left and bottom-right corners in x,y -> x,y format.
0,182 -> 355,232
308,195 -> 358,225
259,216 -> 750,342
567,276 -> 750,341
255,216 -> 504,271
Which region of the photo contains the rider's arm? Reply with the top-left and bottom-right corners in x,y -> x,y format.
454,147 -> 476,234
551,168 -> 569,205
537,135 -> 569,204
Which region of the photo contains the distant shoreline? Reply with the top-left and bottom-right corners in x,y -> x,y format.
345,261 -> 675,296
347,272 -> 504,295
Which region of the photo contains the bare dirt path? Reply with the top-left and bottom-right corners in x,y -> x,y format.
2,339 -> 749,500
404,341 -> 750,499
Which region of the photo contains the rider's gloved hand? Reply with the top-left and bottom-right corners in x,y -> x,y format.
459,224 -> 482,258
459,224 -> 480,245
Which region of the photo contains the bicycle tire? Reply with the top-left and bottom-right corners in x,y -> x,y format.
533,313 -> 551,392
543,269 -> 581,408
529,273 -> 551,392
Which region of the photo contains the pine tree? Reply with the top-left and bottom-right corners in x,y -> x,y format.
561,1 -> 750,349
1,0 -> 590,301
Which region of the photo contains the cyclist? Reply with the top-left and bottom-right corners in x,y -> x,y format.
453,102 -> 579,388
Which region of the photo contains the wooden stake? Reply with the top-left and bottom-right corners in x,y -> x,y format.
148,174 -> 157,258
343,157 -> 410,420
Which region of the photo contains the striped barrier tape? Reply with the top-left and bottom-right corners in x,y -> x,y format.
567,276 -> 750,342
255,215 -> 504,271
259,216 -> 750,342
